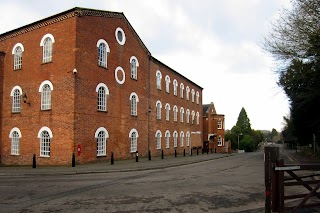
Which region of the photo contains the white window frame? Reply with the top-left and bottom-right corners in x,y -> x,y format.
95,127 -> 109,156
156,130 -> 162,150
165,75 -> 170,93
165,103 -> 170,121
180,83 -> 184,98
191,110 -> 195,124
40,33 -> 55,63
173,131 -> 178,148
10,86 -> 22,113
129,129 -> 139,153
96,83 -> 109,112
186,131 -> 190,147
37,126 -> 53,157
186,109 -> 190,124
180,131 -> 184,147
9,127 -> 21,155
186,86 -> 190,100
156,100 -> 162,120
165,130 -> 170,149
39,80 -> 53,111
180,107 -> 184,123
173,105 -> 178,122
196,112 -> 200,125
218,136 -> 222,146
173,79 -> 178,96
97,39 -> 110,68
129,92 -> 139,116
12,43 -> 24,70
218,120 -> 222,129
156,70 -> 162,90
191,89 -> 195,102
130,56 -> 139,80
196,91 -> 200,104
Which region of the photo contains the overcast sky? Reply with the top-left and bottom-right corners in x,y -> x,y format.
0,0 -> 291,131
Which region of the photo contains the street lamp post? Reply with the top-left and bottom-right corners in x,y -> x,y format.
238,133 -> 243,153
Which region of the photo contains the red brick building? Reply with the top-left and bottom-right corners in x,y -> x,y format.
0,7 -> 203,165
203,102 -> 229,153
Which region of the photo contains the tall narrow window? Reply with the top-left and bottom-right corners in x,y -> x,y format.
39,81 -> 53,111
186,132 -> 190,147
156,101 -> 162,120
38,127 -> 53,157
180,107 -> 184,123
12,43 -> 24,70
196,112 -> 200,125
129,129 -> 138,153
11,86 -> 22,113
156,130 -> 162,149
130,92 -> 139,116
165,103 -> 170,121
173,79 -> 178,96
10,128 -> 21,155
196,91 -> 200,104
130,56 -> 139,80
186,109 -> 190,124
95,127 -> 108,156
218,120 -> 222,129
186,86 -> 190,100
180,131 -> 184,147
165,130 -> 170,148
40,34 -> 55,63
180,83 -> 184,98
156,71 -> 162,90
218,136 -> 222,146
165,75 -> 170,93
173,105 -> 178,122
96,83 -> 109,112
191,89 -> 195,102
173,131 -> 178,148
192,110 -> 195,124
97,39 -> 110,68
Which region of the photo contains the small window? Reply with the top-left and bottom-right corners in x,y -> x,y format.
12,43 -> 24,70
11,86 -> 22,113
186,132 -> 190,147
37,127 -> 53,157
191,110 -> 195,124
165,75 -> 170,93
180,83 -> 184,98
165,103 -> 170,121
97,39 -> 110,68
156,71 -> 162,90
218,120 -> 222,129
10,128 -> 21,155
96,83 -> 109,112
115,27 -> 126,45
129,129 -> 138,153
218,136 -> 222,146
165,130 -> 170,149
130,56 -> 139,80
196,112 -> 200,125
180,107 -> 184,123
95,127 -> 109,156
40,34 -> 55,63
156,101 -> 162,120
173,131 -> 178,148
130,92 -> 139,116
173,79 -> 178,96
39,81 -> 53,111
180,131 -> 184,147
186,86 -> 190,100
173,105 -> 178,122
156,130 -> 162,149
186,109 -> 190,124
196,91 -> 200,104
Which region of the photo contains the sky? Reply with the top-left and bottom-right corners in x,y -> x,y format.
0,0 -> 291,131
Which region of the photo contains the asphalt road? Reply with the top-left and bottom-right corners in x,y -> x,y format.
0,150 -> 266,213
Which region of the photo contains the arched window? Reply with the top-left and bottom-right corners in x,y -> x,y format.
156,130 -> 162,149
12,43 -> 24,70
173,131 -> 178,148
186,86 -> 190,100
165,130 -> 170,148
11,86 -> 22,113
130,92 -> 139,116
165,103 -> 170,121
96,83 -> 109,112
95,127 -> 109,156
180,107 -> 184,123
97,39 -> 110,68
40,34 -> 55,63
129,129 -> 139,153
39,80 -> 53,110
37,127 -> 53,157
186,109 -> 190,124
180,83 -> 184,98
130,56 -> 139,80
192,110 -> 195,124
191,89 -> 195,102
173,105 -> 178,122
180,131 -> 184,147
9,127 -> 21,155
165,75 -> 170,93
196,91 -> 200,104
156,70 -> 162,90
186,131 -> 190,147
196,112 -> 200,125
156,100 -> 162,120
173,79 -> 178,96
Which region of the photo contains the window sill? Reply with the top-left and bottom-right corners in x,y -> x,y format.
97,155 -> 107,157
98,65 -> 108,70
11,111 -> 21,114
40,155 -> 50,158
41,61 -> 53,65
11,153 -> 19,156
97,110 -> 108,113
41,109 -> 51,111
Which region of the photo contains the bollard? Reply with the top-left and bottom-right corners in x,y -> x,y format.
175,149 -> 177,157
32,154 -> 36,168
72,152 -> 76,167
111,152 -> 114,165
184,149 -> 186,157
136,151 -> 139,162
162,150 -> 164,159
197,148 -> 199,155
148,150 -> 151,161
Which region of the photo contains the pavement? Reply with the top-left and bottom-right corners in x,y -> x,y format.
0,152 -> 237,176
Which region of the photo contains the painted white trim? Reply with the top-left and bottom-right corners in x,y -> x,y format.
37,126 -> 53,138
9,127 -> 22,138
165,130 -> 171,137
95,127 -> 109,138
165,103 -> 171,110
155,130 -> 162,137
10,86 -> 22,96
12,43 -> 24,54
130,56 -> 139,67
180,107 -> 184,113
165,75 -> 170,83
156,70 -> 162,79
40,33 -> 55,46
115,27 -> 126,45
96,83 -> 110,94
156,100 -> 162,108
180,83 -> 184,89
115,66 -> 126,84
129,92 -> 139,102
129,128 -> 139,138
96,39 -> 110,52
38,80 -> 53,92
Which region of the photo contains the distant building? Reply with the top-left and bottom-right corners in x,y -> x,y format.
202,102 -> 229,153
0,7 -> 203,165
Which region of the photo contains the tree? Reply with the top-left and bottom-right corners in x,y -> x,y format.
236,107 -> 252,135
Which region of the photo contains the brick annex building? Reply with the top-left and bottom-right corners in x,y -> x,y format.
0,7 -> 203,165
